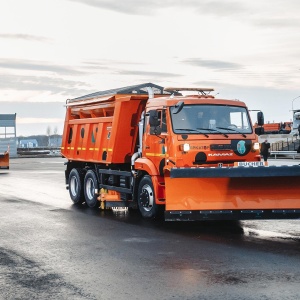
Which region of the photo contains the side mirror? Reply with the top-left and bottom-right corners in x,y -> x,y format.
149,110 -> 162,135
255,127 -> 264,135
257,111 -> 264,126
149,110 -> 160,127
150,126 -> 162,135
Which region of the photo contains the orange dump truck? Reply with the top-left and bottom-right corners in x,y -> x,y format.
254,122 -> 292,134
61,83 -> 300,220
0,147 -> 9,169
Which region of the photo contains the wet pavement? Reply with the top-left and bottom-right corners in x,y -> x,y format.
0,157 -> 299,299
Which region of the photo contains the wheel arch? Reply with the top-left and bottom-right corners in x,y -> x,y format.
65,161 -> 98,185
134,157 -> 159,176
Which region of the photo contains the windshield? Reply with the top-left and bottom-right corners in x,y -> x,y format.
170,104 -> 252,134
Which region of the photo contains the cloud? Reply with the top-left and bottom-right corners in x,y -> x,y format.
1,101 -> 66,118
67,0 -> 247,16
0,58 -> 85,76
193,1 -> 248,17
182,58 -> 243,71
17,117 -> 63,124
83,60 -> 143,68
80,60 -> 180,79
253,18 -> 300,29
66,0 -> 300,31
67,0 -> 161,14
190,80 -> 297,123
116,69 -> 182,78
81,61 -> 111,70
0,58 -> 148,78
0,33 -> 50,42
0,73 -> 92,96
0,59 -> 183,96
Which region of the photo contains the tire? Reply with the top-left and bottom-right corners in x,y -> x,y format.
68,168 -> 85,204
84,170 -> 100,208
138,175 -> 159,219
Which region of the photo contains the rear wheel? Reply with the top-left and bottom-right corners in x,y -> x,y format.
84,170 -> 100,208
138,175 -> 159,219
68,168 -> 84,204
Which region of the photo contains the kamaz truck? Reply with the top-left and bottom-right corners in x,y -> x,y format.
61,83 -> 300,221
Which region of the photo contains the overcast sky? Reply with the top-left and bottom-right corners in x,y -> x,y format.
1,0 -> 300,136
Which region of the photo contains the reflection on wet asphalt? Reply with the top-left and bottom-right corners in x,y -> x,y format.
70,203 -> 300,258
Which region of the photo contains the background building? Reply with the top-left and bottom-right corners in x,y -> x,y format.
19,139 -> 39,148
0,114 -> 17,157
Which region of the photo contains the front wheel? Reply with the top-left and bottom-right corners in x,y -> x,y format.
84,170 -> 100,208
138,175 -> 159,219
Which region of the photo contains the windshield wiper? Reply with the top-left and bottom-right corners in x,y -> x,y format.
216,127 -> 247,138
175,128 -> 209,137
197,127 -> 229,138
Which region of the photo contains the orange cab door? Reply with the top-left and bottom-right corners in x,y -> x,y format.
143,110 -> 167,174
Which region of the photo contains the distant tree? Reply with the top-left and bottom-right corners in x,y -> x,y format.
46,126 -> 51,146
53,126 -> 59,146
46,126 -> 51,136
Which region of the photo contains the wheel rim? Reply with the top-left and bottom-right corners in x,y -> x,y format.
86,177 -> 94,200
70,176 -> 78,196
140,184 -> 154,212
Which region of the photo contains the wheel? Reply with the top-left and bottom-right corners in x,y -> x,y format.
68,168 -> 85,204
84,170 -> 100,208
138,175 -> 159,219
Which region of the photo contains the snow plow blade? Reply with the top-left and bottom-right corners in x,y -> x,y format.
164,166 -> 300,221
0,151 -> 9,169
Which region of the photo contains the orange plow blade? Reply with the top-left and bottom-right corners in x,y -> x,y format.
0,151 -> 9,169
164,166 -> 300,221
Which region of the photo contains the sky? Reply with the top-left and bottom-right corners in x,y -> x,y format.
1,0 -> 300,136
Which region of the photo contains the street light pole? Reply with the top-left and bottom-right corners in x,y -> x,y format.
292,95 -> 300,111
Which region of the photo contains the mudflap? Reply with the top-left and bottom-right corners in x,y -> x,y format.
164,166 -> 300,221
0,152 -> 9,169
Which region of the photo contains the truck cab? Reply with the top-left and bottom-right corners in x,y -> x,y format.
143,91 -> 260,173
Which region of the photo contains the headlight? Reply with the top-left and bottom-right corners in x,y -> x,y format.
179,143 -> 190,152
253,142 -> 260,150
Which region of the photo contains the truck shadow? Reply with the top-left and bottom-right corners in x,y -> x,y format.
71,203 -> 244,235
70,203 -> 300,255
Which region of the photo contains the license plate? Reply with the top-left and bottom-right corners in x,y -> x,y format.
236,161 -> 265,167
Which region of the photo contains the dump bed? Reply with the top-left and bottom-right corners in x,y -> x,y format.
61,94 -> 149,164
61,83 -> 171,164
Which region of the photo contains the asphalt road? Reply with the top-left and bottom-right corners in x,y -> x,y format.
0,157 -> 300,300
